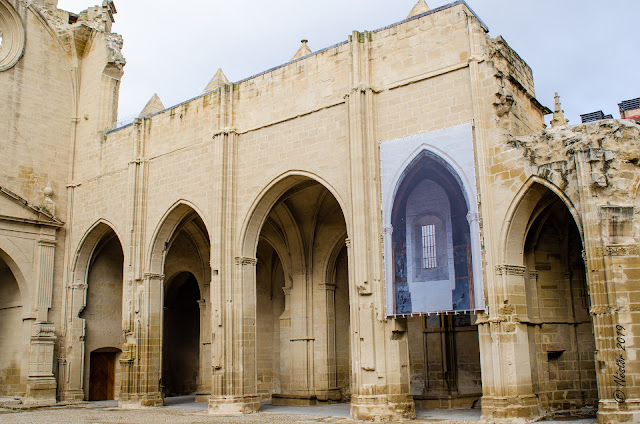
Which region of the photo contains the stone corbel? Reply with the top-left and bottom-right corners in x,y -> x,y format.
234,257 -> 257,266
495,264 -> 526,276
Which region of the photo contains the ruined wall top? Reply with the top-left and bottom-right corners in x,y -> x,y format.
24,0 -> 124,69
510,119 -> 640,203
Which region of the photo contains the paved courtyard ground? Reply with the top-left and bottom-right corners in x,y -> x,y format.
0,396 -> 597,424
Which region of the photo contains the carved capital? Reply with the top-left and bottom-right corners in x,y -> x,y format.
495,264 -> 526,276
318,283 -> 336,291
601,244 -> 639,256
33,323 -> 56,338
234,257 -> 257,266
466,212 -> 480,225
291,267 -> 307,275
143,273 -> 164,281
212,128 -> 238,139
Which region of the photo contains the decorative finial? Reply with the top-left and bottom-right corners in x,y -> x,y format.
43,182 -> 55,215
408,0 -> 430,18
292,39 -> 312,61
550,92 -> 568,127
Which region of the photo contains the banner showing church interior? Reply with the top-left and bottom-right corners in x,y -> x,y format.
381,123 -> 484,315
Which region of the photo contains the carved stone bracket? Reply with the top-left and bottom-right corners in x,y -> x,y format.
466,212 -> 480,225
33,323 -> 56,338
212,128 -> 238,139
143,273 -> 164,281
234,257 -> 257,266
596,245 -> 640,257
495,264 -> 526,276
318,283 -> 336,291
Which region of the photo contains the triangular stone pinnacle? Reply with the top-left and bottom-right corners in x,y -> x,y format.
139,93 -> 165,117
408,0 -> 430,18
203,68 -> 230,93
291,39 -> 312,61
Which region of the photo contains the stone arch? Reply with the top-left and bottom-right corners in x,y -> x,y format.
497,176 -> 599,417
162,271 -> 202,397
240,172 -> 352,405
71,219 -> 124,315
501,176 -> 584,268
258,232 -> 293,286
240,171 -> 351,259
65,219 -> 125,401
141,200 -> 211,404
322,231 -> 349,285
0,240 -> 32,314
148,200 -> 211,277
0,243 -> 32,397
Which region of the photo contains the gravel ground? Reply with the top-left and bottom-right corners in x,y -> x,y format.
0,403 -> 597,424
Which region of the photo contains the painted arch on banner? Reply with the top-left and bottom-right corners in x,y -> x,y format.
380,122 -> 484,316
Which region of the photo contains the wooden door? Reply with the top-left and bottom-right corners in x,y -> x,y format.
89,352 -> 116,400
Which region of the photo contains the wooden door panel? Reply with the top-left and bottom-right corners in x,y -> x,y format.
89,352 -> 116,401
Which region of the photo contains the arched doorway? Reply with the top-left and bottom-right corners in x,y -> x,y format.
163,272 -> 201,397
152,206 -> 210,401
389,151 -> 482,408
520,186 -> 597,415
80,229 -> 125,401
0,251 -> 29,397
250,177 -> 352,405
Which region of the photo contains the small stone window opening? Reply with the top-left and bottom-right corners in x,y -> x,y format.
421,224 -> 437,269
0,30 -> 3,48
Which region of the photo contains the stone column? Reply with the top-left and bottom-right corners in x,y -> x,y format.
287,268 -> 314,399
591,204 -> 640,423
120,273 -> 164,407
196,298 -> 211,401
61,281 -> 87,401
208,257 -> 260,414
477,265 -> 538,420
346,30 -> 414,421
208,83 -> 260,413
571,151 -> 640,423
315,282 -> 340,402
25,240 -> 57,405
24,323 -> 57,405
279,286 -> 292,394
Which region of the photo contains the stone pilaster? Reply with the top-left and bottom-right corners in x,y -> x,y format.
346,30 -> 414,421
25,239 -> 58,405
208,257 -> 260,415
477,265 -> 538,420
119,273 -> 164,407
195,298 -> 211,401
315,282 -> 341,402
24,323 -> 57,405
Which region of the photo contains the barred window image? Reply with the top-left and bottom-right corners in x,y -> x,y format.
421,224 -> 437,269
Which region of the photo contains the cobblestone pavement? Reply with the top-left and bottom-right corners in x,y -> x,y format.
0,400 -> 597,424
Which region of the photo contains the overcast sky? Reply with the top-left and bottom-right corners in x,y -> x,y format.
57,0 -> 640,127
